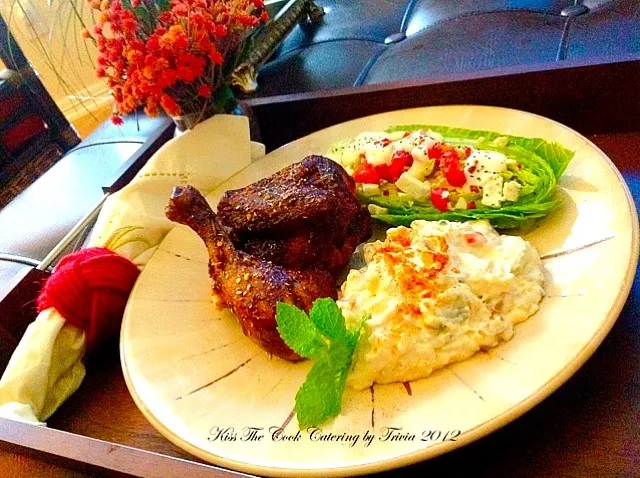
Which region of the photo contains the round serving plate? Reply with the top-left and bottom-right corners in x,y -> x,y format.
120,105 -> 639,477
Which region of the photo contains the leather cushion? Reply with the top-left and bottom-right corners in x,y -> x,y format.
276,0 -> 408,55
258,0 -> 639,95
404,0 -> 573,36
74,113 -> 167,148
0,142 -> 141,261
258,40 -> 386,96
0,261 -> 26,295
363,11 -> 566,85
566,0 -> 640,59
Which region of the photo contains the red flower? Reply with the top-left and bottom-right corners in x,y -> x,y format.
111,115 -> 124,126
209,49 -> 223,65
176,53 -> 205,82
197,84 -> 212,98
160,93 -> 181,116
157,69 -> 178,88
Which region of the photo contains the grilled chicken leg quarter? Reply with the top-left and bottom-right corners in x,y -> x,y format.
166,185 -> 337,361
216,155 -> 373,274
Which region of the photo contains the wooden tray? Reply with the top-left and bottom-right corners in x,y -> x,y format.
1,56 -> 639,477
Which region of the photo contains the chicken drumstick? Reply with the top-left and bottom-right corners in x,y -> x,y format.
166,185 -> 337,361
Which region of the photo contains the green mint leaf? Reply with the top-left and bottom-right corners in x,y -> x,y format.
276,302 -> 326,359
294,340 -> 353,429
309,298 -> 347,341
277,299 -> 366,428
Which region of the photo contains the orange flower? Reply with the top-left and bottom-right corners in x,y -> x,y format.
142,65 -> 155,79
87,0 -> 264,121
160,25 -> 188,49
144,99 -> 160,117
81,28 -> 91,39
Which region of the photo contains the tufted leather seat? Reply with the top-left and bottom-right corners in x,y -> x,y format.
257,0 -> 640,95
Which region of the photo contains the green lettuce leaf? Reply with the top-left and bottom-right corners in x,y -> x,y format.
348,124 -> 574,229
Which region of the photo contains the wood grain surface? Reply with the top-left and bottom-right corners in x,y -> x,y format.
246,56 -> 640,153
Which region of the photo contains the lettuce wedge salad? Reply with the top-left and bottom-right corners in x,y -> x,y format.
328,124 -> 574,229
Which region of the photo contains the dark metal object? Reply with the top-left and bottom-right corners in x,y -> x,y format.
556,2 -> 590,61
230,0 -> 325,94
561,5 -> 589,17
384,32 -> 407,44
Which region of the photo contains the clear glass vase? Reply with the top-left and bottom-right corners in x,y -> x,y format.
172,85 -> 261,142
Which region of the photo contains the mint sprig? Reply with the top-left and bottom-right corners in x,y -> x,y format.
276,299 -> 363,428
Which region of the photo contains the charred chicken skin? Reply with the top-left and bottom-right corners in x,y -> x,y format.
166,185 -> 337,361
216,155 -> 372,274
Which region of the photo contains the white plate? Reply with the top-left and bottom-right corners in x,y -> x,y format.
120,105 -> 639,477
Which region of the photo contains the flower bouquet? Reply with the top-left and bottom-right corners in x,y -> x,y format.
83,0 -> 267,129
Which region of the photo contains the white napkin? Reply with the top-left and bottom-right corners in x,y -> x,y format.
0,115 -> 263,424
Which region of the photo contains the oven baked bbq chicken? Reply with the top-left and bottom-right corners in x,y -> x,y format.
166,185 -> 338,361
216,155 -> 372,274
165,156 -> 372,361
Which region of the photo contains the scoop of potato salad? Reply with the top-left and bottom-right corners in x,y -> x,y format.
338,220 -> 545,390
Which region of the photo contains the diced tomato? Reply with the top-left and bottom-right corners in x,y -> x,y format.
438,150 -> 459,170
438,150 -> 466,187
463,232 -> 486,246
353,161 -> 380,184
392,150 -> 413,168
467,201 -> 476,209
428,144 -> 444,160
431,188 -> 450,212
427,143 -> 455,160
444,168 -> 466,187
470,185 -> 480,194
378,150 -> 413,183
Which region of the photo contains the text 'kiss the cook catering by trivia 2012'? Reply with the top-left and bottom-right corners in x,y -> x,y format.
208,425 -> 462,448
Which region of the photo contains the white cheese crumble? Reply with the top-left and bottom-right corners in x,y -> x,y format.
464,150 -> 511,208
502,180 -> 522,202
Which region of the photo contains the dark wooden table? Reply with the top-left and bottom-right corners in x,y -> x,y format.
1,57 -> 639,478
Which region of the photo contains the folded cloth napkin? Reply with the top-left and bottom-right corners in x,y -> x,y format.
0,115 -> 264,424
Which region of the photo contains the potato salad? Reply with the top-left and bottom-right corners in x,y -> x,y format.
338,220 -> 545,390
